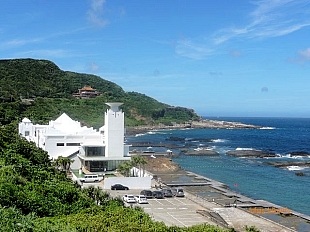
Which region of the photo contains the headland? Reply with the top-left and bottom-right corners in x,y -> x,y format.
126,118 -> 261,136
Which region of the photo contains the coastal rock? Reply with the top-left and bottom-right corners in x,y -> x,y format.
190,119 -> 261,129
166,136 -> 186,141
286,151 -> 310,157
184,149 -> 220,156
264,161 -> 310,168
166,136 -> 213,142
295,172 -> 306,176
226,150 -> 277,158
126,119 -> 261,135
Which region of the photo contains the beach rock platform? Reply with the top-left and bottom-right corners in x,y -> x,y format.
226,150 -> 277,158
183,149 -> 220,156
126,118 -> 262,136
264,160 -> 310,168
286,151 -> 310,157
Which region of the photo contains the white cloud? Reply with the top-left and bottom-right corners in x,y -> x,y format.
175,39 -> 214,60
3,38 -> 42,47
87,0 -> 109,27
90,62 -> 100,71
299,47 -> 310,61
214,0 -> 310,43
290,47 -> 310,64
176,0 -> 310,60
229,50 -> 243,57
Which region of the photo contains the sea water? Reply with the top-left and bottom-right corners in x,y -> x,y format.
127,117 -> 310,216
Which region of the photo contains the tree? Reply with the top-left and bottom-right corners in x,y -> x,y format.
117,161 -> 133,177
54,156 -> 74,173
82,186 -> 113,206
131,155 -> 147,177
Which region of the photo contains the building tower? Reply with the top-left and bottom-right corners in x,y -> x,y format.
104,102 -> 124,158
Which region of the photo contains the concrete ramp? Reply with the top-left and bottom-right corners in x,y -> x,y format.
196,210 -> 229,228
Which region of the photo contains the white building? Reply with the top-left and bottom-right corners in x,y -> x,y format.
18,102 -> 131,171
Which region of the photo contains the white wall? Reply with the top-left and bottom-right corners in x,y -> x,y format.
70,155 -> 81,169
105,106 -> 124,158
104,177 -> 152,189
43,134 -> 103,159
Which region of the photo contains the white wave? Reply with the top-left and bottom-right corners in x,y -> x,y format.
259,127 -> 275,130
271,154 -> 282,158
135,133 -> 145,137
280,154 -> 291,158
278,154 -> 307,160
287,166 -> 305,171
236,147 -> 256,151
211,139 -> 226,143
180,128 -> 192,130
292,156 -> 304,159
206,146 -> 216,150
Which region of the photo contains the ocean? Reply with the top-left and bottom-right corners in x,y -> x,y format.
126,117 -> 310,217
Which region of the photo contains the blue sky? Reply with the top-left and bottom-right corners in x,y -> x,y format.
1,0 -> 310,117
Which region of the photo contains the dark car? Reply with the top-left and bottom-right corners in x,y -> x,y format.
162,188 -> 173,197
140,190 -> 153,198
111,184 -> 129,190
152,190 -> 164,199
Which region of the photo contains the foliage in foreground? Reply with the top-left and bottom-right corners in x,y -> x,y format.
0,123 -> 234,231
32,206 -> 229,232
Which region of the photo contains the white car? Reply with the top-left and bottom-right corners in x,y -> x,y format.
80,174 -> 100,183
135,195 -> 148,204
123,194 -> 136,203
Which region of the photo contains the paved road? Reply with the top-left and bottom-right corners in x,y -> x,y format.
106,188 -> 216,227
75,177 -> 295,232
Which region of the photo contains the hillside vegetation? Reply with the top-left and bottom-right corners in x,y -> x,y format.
0,123 -> 233,231
0,58 -> 200,128
0,59 -> 255,231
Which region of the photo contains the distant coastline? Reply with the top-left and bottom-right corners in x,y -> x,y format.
126,118 -> 261,136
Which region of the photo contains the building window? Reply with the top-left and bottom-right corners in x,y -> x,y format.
57,143 -> 65,146
25,131 -> 30,136
66,143 -> 80,146
86,147 -> 104,156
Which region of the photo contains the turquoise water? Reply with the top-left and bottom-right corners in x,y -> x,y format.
127,117 -> 310,216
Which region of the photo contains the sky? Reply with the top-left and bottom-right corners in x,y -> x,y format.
1,0 -> 310,117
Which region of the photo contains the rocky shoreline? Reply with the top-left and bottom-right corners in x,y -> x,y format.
126,118 -> 261,136
226,149 -> 278,158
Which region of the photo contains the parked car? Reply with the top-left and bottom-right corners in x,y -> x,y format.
140,189 -> 153,198
111,184 -> 129,190
171,187 -> 185,197
123,194 -> 136,203
135,195 -> 148,204
152,190 -> 164,199
80,174 -> 100,183
162,188 -> 173,197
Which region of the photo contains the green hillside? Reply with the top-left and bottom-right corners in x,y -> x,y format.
0,58 -> 200,128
